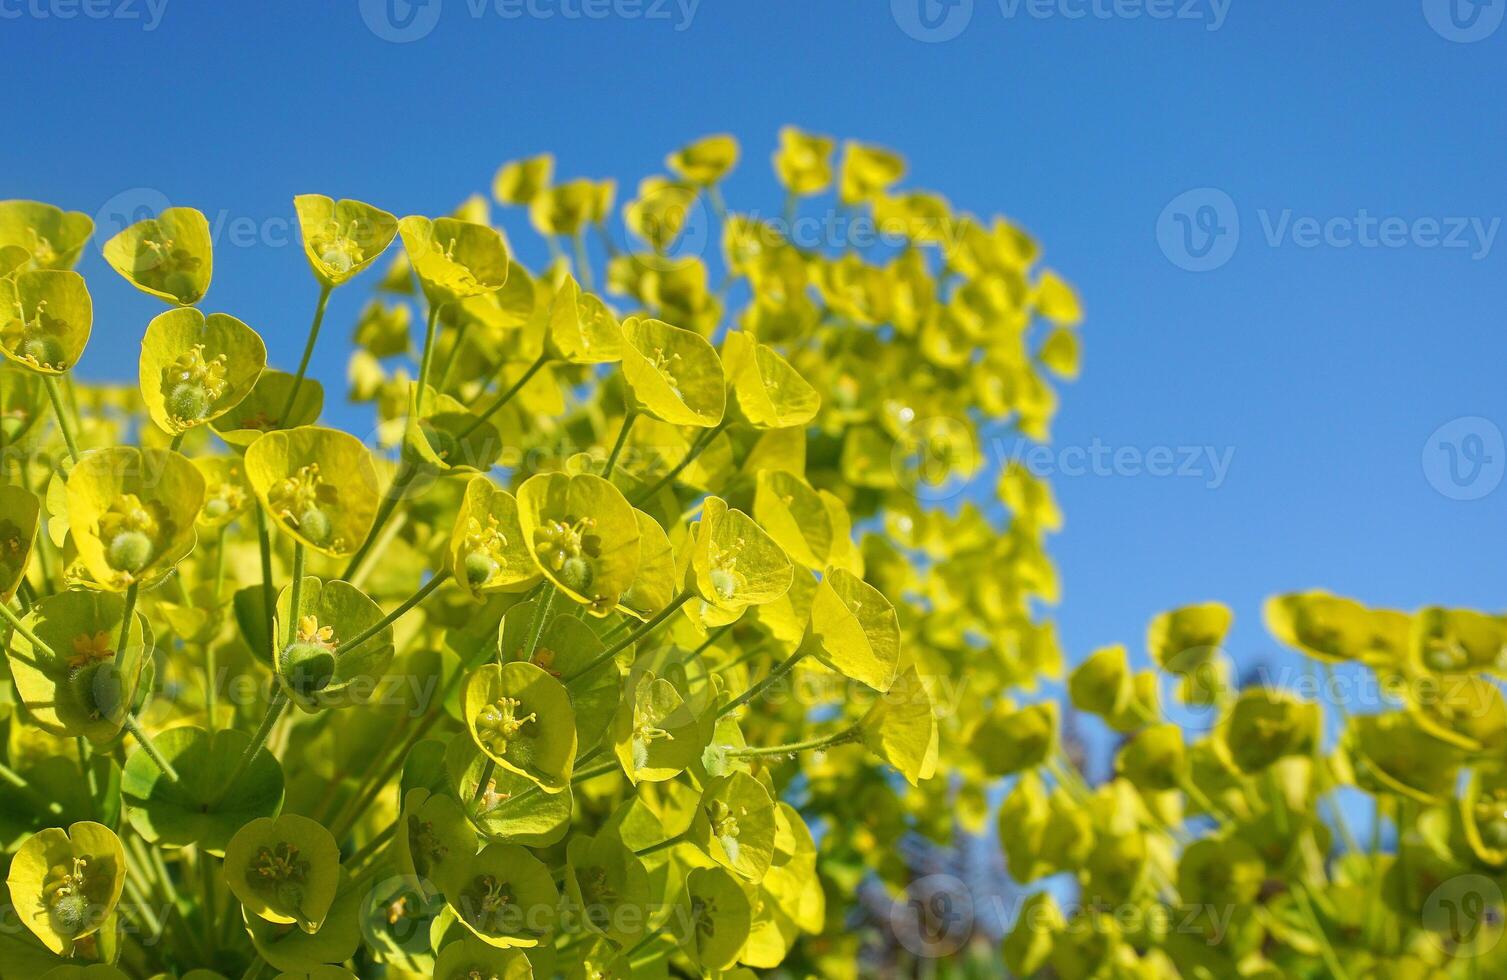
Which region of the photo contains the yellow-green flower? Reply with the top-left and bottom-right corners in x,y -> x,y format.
439,842 -> 558,949
448,476 -> 539,600
66,447 -> 204,590
619,316 -> 725,427
492,154 -> 554,206
293,195 -> 399,288
859,665 -> 938,785
688,496 -> 793,619
516,471 -> 640,615
6,822 -> 126,954
397,216 -> 510,307
210,368 -> 324,449
721,330 -> 819,429
193,455 -> 254,529
667,133 -> 740,186
0,484 -> 40,603
224,815 -> 340,933
838,141 -> 906,205
772,127 -> 835,197
675,867 -> 751,973
624,177 -> 700,254
0,200 -> 94,270
528,180 -> 601,238
462,661 -> 577,793
244,427 -> 380,558
0,269 -> 92,374
544,275 -> 623,364
102,206 -> 213,306
139,307 -> 266,434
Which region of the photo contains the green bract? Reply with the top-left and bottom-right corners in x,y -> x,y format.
721,330 -> 819,429
245,426 -> 380,557
211,368 -> 325,447
0,484 -> 40,602
675,866 -> 751,973
102,206 -> 213,305
619,316 -> 725,427
516,471 -> 640,615
689,771 -> 777,882
462,661 -> 577,792
274,577 -> 394,711
120,726 -> 285,852
6,822 -> 125,954
448,477 -> 539,600
562,832 -> 650,947
858,665 -> 938,785
439,841 -> 558,949
688,496 -> 792,618
544,276 -> 623,364
0,200 -> 93,271
66,447 -> 205,590
398,216 -> 510,307
293,195 -> 399,288
803,565 -> 899,692
139,307 -> 267,433
0,270 -> 92,374
224,815 -> 340,932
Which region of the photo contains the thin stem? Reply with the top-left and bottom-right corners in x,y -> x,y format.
436,320 -> 473,394
724,724 -> 859,759
338,570 -> 451,656
42,374 -> 80,462
570,232 -> 595,291
470,760 -> 497,807
168,431 -> 185,452
344,822 -> 396,872
286,543 -> 306,647
633,832 -> 685,858
630,422 -> 724,505
255,506 -> 277,661
414,301 -> 444,415
1292,880 -> 1351,980
457,353 -> 549,440
115,581 -> 139,674
343,459 -> 418,580
520,584 -> 556,662
718,644 -> 809,717
603,409 -> 636,478
280,283 -> 334,422
564,590 -> 694,685
0,598 -> 54,656
212,692 -> 289,807
121,714 -> 180,783
684,624 -> 732,664
0,759 -> 64,816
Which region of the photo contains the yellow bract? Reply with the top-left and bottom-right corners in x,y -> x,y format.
619,316 -> 725,427
244,426 -> 380,558
397,215 -> 510,307
0,200 -> 94,271
66,447 -> 204,590
139,307 -> 266,434
293,195 -> 399,288
0,269 -> 92,374
667,133 -> 740,186
103,206 -> 213,305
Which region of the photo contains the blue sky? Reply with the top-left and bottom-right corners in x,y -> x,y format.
5,0 -> 1504,687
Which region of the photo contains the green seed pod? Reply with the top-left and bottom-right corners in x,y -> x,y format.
280,641 -> 336,697
202,496 -> 231,521
298,507 -> 333,546
106,530 -> 155,573
22,333 -> 65,369
50,892 -> 89,937
165,380 -> 210,421
464,550 -> 499,588
558,554 -> 594,594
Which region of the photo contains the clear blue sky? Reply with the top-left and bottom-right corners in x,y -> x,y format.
6,0 -> 1503,687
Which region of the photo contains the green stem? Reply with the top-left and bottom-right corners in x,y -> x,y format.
338,570 -> 451,656
0,598 -> 54,656
168,430 -> 185,452
0,759 -> 64,816
121,714 -> 180,783
285,543 -> 306,648
1293,880 -> 1351,980
414,301 -> 445,415
115,581 -> 139,676
603,409 -> 636,478
685,624 -> 733,664
343,459 -> 419,580
630,422 -> 724,505
255,506 -> 277,661
718,644 -> 809,717
457,353 -> 549,440
570,232 -> 595,291
470,759 -> 497,807
42,374 -> 80,462
633,832 -> 685,858
520,584 -> 556,662
212,692 -> 289,807
344,822 -> 396,872
280,283 -> 334,423
564,589 -> 694,685
725,725 -> 859,759
436,320 -> 473,394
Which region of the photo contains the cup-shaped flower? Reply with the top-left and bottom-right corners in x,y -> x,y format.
397,216 -> 509,307
667,133 -> 740,186
562,833 -> 650,948
753,469 -> 850,571
970,700 -> 1058,777
1146,602 -> 1232,674
543,276 -> 623,365
102,207 -> 212,306
5,822 -> 126,954
675,866 -> 751,973
801,566 -> 900,693
689,772 -> 777,883
1463,768 -> 1507,867
66,448 -> 204,590
838,141 -> 906,205
394,788 -> 475,891
1343,711 -> 1461,805
293,195 -> 399,288
211,369 -> 324,449
772,127 -> 835,197
444,736 -> 572,847
616,510 -> 676,622
1175,837 -> 1263,909
245,427 -> 380,558
0,270 -> 92,374
516,471 -> 640,615
439,842 -> 558,949
403,385 -> 501,475
4,591 -> 151,742
0,364 -> 47,443
1068,644 -> 1133,720
498,598 -> 620,749
447,477 -> 539,600
492,154 -> 554,206
139,308 -> 266,434
619,316 -> 725,427
624,177 -> 700,254
0,201 -> 93,271
193,455 -> 254,529
0,484 -> 40,603
720,330 -> 819,429
1115,723 -> 1187,793
462,662 -> 576,793
1215,688 -> 1318,774
273,578 -> 394,712
611,669 -> 708,783
433,936 -> 533,980
528,180 -> 599,238
859,666 -> 939,786
224,815 -> 340,933
688,496 -> 792,616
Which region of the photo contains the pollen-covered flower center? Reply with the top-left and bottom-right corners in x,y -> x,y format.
46,856 -> 94,938
476,695 -> 536,757
649,346 -> 684,399
461,873 -> 519,932
533,515 -> 600,595
202,479 -> 246,522
162,343 -> 230,425
707,535 -> 747,601
98,493 -> 171,578
249,841 -> 309,912
461,515 -> 509,587
280,615 -> 338,697
268,463 -> 342,549
136,236 -> 203,296
3,296 -> 70,370
311,221 -> 367,276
